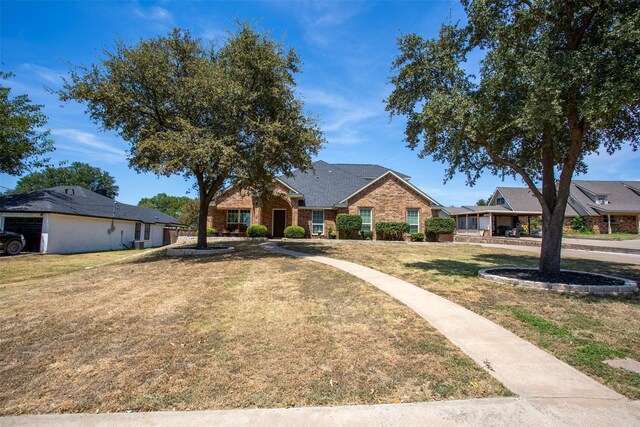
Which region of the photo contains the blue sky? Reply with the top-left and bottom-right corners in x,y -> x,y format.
1,0 -> 638,206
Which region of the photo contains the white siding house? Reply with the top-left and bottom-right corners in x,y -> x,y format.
0,186 -> 182,254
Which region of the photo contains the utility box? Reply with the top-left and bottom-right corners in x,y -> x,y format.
132,240 -> 145,250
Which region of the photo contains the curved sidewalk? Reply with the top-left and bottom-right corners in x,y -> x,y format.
263,243 -> 623,401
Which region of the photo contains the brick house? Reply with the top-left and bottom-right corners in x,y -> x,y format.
442,181 -> 640,235
208,161 -> 442,238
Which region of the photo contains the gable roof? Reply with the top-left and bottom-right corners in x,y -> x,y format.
0,186 -> 183,225
571,180 -> 640,214
277,161 -> 440,208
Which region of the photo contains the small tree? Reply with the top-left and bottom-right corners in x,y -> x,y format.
336,214 -> 362,239
1,71 -> 54,175
13,162 -> 118,198
387,1 -> 640,275
59,24 -> 323,249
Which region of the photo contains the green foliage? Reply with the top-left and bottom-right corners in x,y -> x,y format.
361,230 -> 373,240
206,227 -> 217,236
284,225 -> 305,239
327,226 -> 337,238
0,71 -> 54,176
138,193 -> 193,220
424,217 -> 455,235
247,224 -> 268,237
375,222 -> 409,241
572,216 -> 586,232
336,214 -> 362,239
410,232 -> 425,242
14,162 -> 119,198
476,198 -> 488,206
58,23 -> 323,248
386,1 -> 640,273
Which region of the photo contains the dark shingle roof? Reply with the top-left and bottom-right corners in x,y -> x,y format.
278,161 -> 433,208
572,180 -> 640,214
496,187 -> 579,216
0,186 -> 182,225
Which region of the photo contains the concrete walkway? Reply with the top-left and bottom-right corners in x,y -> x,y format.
3,397 -> 639,426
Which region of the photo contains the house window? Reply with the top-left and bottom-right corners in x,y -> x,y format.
457,216 -> 467,229
312,210 -> 324,235
227,209 -> 251,231
596,196 -> 608,205
144,223 -> 151,240
496,197 -> 506,205
407,209 -> 419,233
134,222 -> 141,240
359,208 -> 372,231
468,216 -> 478,230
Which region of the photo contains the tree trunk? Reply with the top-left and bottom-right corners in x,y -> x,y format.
196,191 -> 209,249
539,208 -> 565,275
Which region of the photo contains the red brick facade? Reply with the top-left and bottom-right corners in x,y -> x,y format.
207,174 -> 438,238
563,215 -> 639,234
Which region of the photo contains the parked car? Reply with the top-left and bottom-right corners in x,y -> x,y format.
0,230 -> 26,255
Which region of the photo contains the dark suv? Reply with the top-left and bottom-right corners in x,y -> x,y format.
0,230 -> 26,255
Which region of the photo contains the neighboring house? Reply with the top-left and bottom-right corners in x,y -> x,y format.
208,161 -> 442,238
0,186 -> 183,254
442,181 -> 640,235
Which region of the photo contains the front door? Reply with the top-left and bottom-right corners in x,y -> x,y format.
272,210 -> 286,238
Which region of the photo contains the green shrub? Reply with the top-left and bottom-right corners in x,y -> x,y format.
410,232 -> 425,242
284,225 -> 305,239
361,230 -> 374,240
206,227 -> 217,236
247,224 -> 268,237
336,214 -> 362,239
375,222 -> 410,241
424,217 -> 455,234
572,216 -> 586,232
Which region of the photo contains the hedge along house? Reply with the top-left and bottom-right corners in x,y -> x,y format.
208,161 -> 443,238
0,186 -> 183,254
442,181 -> 640,236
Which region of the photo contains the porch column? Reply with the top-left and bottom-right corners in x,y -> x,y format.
528,216 -> 531,235
489,213 -> 493,237
477,213 -> 480,236
607,214 -> 612,234
465,214 -> 469,233
637,214 -> 640,234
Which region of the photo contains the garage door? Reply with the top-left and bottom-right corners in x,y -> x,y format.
3,217 -> 43,252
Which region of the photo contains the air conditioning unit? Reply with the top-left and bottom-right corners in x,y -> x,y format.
132,240 -> 145,250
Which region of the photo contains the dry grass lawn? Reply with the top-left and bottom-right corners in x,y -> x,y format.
0,242 -> 508,415
281,241 -> 640,399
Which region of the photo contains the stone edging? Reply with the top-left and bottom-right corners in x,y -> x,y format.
478,267 -> 638,295
167,246 -> 235,256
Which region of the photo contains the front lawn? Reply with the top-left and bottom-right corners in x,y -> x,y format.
280,241 -> 640,399
0,242 -> 507,415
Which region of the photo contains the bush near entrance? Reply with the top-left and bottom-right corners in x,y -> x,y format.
247,225 -> 268,237
336,214 -> 362,239
424,217 -> 455,242
376,222 -> 409,241
284,226 -> 305,239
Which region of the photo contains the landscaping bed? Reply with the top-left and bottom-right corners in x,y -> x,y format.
0,242 -> 507,415
280,241 -> 640,399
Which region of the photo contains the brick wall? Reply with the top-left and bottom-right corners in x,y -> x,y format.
297,208 -> 337,238
564,215 -> 638,234
346,174 -> 434,238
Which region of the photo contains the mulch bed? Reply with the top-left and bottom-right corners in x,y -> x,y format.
488,268 -> 625,287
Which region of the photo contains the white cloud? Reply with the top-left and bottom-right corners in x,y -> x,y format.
20,64 -> 64,85
133,5 -> 173,22
301,87 -> 383,145
53,128 -> 128,164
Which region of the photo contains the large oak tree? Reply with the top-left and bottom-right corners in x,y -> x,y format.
59,24 -> 323,248
387,0 -> 640,275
